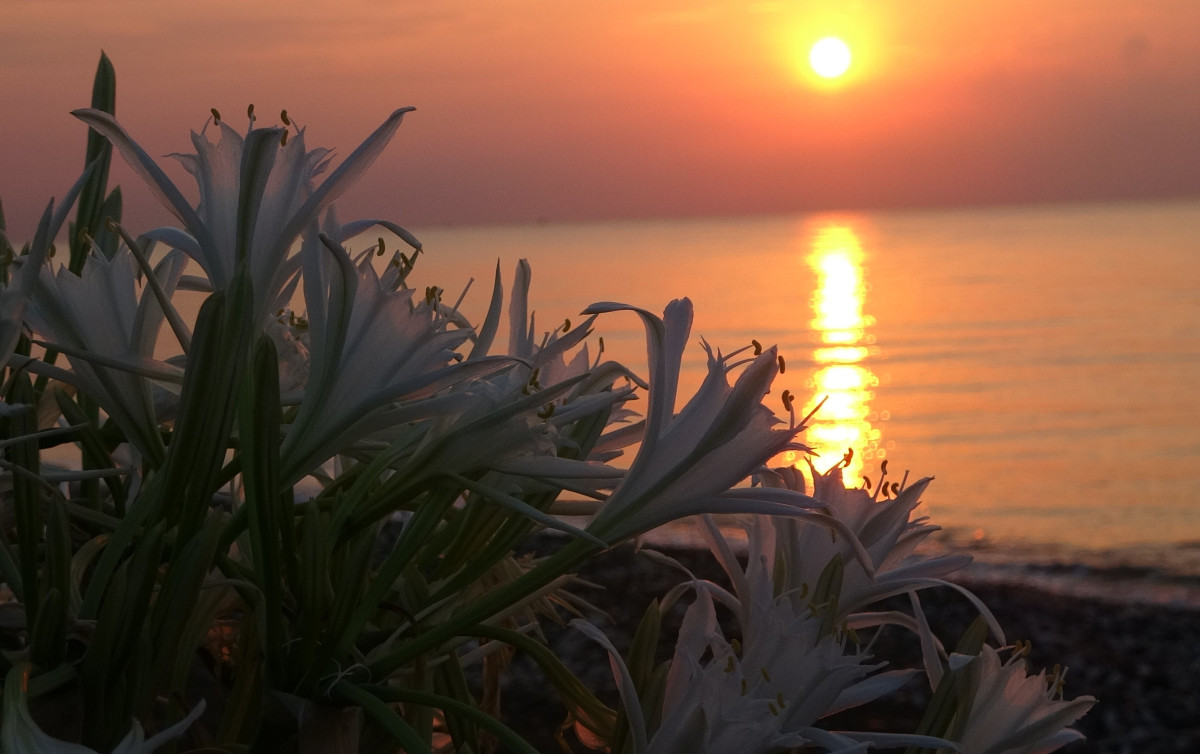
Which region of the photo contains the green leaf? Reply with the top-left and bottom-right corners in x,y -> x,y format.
237,336 -> 289,678
813,553 -> 845,637
148,513 -> 224,694
611,600 -> 664,754
29,588 -> 66,670
159,272 -> 253,540
6,380 -> 42,615
70,52 -> 117,272
905,616 -> 991,754
329,681 -> 430,754
79,522 -> 165,749
473,624 -> 616,745
355,682 -> 544,754
55,388 -> 126,513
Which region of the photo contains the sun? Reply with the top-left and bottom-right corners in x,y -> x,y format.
809,37 -> 852,79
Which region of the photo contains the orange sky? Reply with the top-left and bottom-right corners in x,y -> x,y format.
3,0 -> 1199,238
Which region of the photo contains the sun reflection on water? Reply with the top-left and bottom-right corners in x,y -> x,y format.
792,223 -> 883,484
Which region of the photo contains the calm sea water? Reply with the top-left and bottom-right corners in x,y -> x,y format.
399,199 -> 1200,591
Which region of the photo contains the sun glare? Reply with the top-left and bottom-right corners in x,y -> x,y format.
809,37 -> 852,79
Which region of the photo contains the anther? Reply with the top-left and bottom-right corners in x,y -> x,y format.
281,130 -> 289,147
376,237 -> 386,256
211,107 -> 221,123
247,103 -> 255,121
752,338 -> 762,355
1051,665 -> 1068,697
782,389 -> 794,411
760,667 -> 771,682
777,354 -> 786,373
724,655 -> 736,673
776,691 -> 786,709
562,317 -> 571,333
281,109 -> 291,126
740,678 -> 749,696
767,701 -> 780,716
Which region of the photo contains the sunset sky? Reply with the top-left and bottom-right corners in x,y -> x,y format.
3,0 -> 1199,239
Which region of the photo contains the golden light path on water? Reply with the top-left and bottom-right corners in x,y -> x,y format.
786,224 -> 885,485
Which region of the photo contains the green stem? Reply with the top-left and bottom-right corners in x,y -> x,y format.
356,683 -> 541,754
365,536 -> 598,679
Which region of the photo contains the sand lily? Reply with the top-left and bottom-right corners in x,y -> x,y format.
24,246 -> 188,463
0,167 -> 94,373
72,105 -> 416,325
279,233 -> 517,483
575,517 -> 955,754
948,645 -> 1096,754
584,299 -> 822,544
761,460 -> 987,618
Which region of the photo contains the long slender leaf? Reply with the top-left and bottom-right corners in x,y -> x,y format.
330,681 -> 430,754
362,683 -> 543,754
70,51 -> 116,272
148,513 -> 224,697
6,381 -> 41,616
238,336 -> 288,680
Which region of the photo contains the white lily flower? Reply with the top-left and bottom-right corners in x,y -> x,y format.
24,247 -> 188,462
0,166 -> 95,371
280,234 -> 505,483
72,105 -> 416,325
585,299 -> 820,544
575,516 -> 956,754
483,258 -> 639,463
762,460 -> 977,616
950,645 -> 1095,754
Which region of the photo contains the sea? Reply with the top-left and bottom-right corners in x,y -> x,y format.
395,199 -> 1200,605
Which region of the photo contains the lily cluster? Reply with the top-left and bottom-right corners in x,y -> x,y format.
0,57 -> 1093,754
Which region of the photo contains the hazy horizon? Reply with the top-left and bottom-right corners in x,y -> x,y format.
4,1 -> 1199,240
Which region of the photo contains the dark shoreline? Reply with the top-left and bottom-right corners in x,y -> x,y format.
501,541 -> 1200,753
